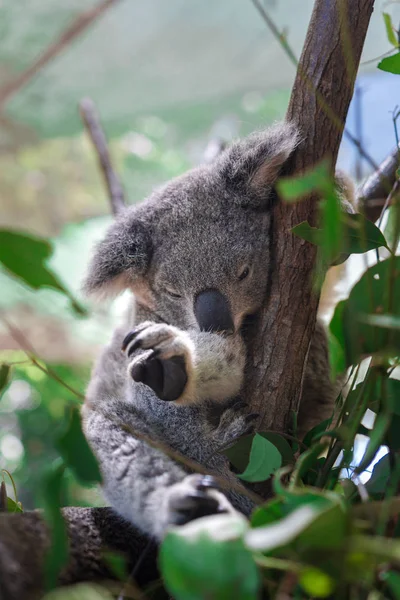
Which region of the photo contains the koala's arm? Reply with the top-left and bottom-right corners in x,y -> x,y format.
83,407 -> 186,539
124,322 -> 246,405
83,326 -> 252,540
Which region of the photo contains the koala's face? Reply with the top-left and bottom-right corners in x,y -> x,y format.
146,199 -> 271,332
84,122 -> 300,334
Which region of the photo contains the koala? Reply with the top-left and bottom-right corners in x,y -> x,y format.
82,121 -> 346,541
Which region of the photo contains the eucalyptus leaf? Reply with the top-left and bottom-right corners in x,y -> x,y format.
303,418 -> 332,448
102,551 -> 128,581
381,570 -> 400,599
0,229 -> 86,315
224,432 -> 292,473
383,13 -> 399,47
332,257 -> 400,366
328,331 -> 346,380
358,313 -> 400,330
246,497 -> 346,554
277,160 -> 331,202
237,434 -> 282,483
0,364 -> 11,399
292,215 -> 388,260
299,567 -> 335,598
354,410 -> 391,474
291,222 -> 323,245
378,53 -> 400,74
41,583 -> 115,600
365,454 -> 390,496
160,513 -> 259,600
55,406 -> 102,486
6,496 -> 23,513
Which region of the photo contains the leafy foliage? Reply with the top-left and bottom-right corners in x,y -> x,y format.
0,230 -> 86,315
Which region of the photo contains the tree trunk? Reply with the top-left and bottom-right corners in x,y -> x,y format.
244,0 -> 375,431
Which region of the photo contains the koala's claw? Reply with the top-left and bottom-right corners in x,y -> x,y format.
215,402 -> 260,446
245,412 -> 260,424
167,474 -> 230,528
122,323 -> 192,402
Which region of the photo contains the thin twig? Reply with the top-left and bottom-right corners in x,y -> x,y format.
1,316 -> 85,400
0,0 -> 123,109
79,98 -> 126,215
251,0 -> 382,176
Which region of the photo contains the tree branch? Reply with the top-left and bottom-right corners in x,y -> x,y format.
244,0 -> 375,431
0,0 -> 123,110
359,145 -> 400,223
79,98 -> 126,215
0,507 -> 158,600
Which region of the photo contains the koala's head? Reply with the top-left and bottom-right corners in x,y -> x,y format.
83,122 -> 300,333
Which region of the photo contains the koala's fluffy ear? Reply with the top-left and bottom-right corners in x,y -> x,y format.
217,121 -> 301,208
82,213 -> 152,299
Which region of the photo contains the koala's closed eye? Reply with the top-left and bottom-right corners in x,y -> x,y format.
165,288 -> 182,299
238,265 -> 251,281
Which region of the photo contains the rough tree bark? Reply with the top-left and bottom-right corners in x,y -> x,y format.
358,145 -> 400,223
245,0 -> 375,430
0,1 -> 379,598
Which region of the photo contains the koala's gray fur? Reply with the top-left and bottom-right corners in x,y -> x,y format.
82,121 -> 345,541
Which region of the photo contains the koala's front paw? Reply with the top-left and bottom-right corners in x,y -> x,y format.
165,474 -> 234,529
122,323 -> 194,402
215,401 -> 259,447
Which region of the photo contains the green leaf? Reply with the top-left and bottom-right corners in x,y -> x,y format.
102,551 -> 128,581
333,257 -> 400,366
237,434 -> 282,483
55,406 -> 102,486
0,229 -> 86,315
292,222 -> 323,245
378,53 -> 400,74
250,498 -> 284,529
366,454 -> 390,496
303,418 -> 332,448
387,414 -> 400,451
42,461 -> 69,590
290,443 -> 327,487
327,330 -> 346,380
160,513 -> 259,600
343,213 -> 389,254
41,583 -> 115,599
6,496 -> 23,513
347,368 -> 400,416
299,567 -> 335,598
358,313 -> 400,330
381,570 -> 400,599
278,160 -> 331,202
0,365 -> 11,399
292,215 -> 388,259
246,496 -> 346,554
384,203 -> 400,251
354,412 -> 391,474
383,13 -> 399,47
224,432 -> 293,473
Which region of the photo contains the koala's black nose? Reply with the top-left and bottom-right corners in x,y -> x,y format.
194,289 -> 234,334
